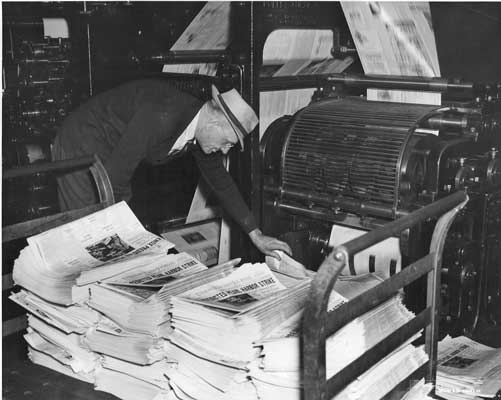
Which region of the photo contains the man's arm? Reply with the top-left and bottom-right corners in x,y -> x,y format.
192,146 -> 291,259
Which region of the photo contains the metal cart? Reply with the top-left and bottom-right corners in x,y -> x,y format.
303,191 -> 468,400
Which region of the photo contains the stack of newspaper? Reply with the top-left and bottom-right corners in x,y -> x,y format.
10,202 -> 213,399
436,335 -> 501,400
10,200 -> 435,400
249,273 -> 428,400
82,259 -> 239,365
166,261 -> 312,398
169,262 -> 311,364
76,252 -> 209,336
13,201 -> 176,305
402,379 -> 434,400
9,290 -> 103,384
332,344 -> 429,400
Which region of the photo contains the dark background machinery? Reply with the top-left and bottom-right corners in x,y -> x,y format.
1,1 -> 214,354
2,1 -> 213,229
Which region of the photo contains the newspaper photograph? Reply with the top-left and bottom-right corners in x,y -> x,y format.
180,263 -> 287,312
85,234 -> 134,262
438,336 -> 501,379
161,220 -> 220,266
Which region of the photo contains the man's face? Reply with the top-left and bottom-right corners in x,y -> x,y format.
195,102 -> 239,155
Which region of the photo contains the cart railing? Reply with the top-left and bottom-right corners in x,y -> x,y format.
2,154 -> 114,243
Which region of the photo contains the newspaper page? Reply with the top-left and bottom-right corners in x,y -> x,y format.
102,252 -> 206,287
25,330 -> 95,375
95,317 -> 151,338
28,315 -> 99,374
265,251 -> 314,279
329,224 -> 401,278
162,2 -> 230,76
437,335 -> 501,397
261,289 -> 348,342
28,348 -> 95,384
341,2 -> 441,105
335,273 -> 385,299
28,201 -> 174,277
10,290 -> 100,334
401,379 -> 434,400
180,263 -> 286,312
260,29 -> 353,137
93,282 -> 159,303
161,220 -> 220,266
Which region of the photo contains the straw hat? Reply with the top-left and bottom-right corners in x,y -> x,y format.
211,85 -> 259,151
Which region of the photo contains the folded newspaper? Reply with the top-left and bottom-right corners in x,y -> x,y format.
9,198 -> 436,400
81,258 -> 239,336
169,262 -> 312,367
436,335 -> 501,400
13,201 -> 176,304
249,272 -> 427,400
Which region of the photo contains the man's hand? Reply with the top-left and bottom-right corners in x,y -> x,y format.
248,229 -> 292,260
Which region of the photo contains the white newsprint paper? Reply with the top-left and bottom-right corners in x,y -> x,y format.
102,252 -> 206,287
341,2 -> 441,105
180,262 -> 287,312
30,201 -> 174,275
437,335 -> 501,398
13,201 -> 175,304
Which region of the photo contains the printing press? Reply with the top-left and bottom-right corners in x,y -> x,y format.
259,73 -> 501,336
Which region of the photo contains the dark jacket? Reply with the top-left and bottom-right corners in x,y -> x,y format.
52,79 -> 257,233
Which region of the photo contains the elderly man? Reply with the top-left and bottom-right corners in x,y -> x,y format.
52,79 -> 291,259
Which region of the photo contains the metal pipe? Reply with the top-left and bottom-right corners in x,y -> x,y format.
9,27 -> 14,61
342,190 -> 467,256
149,50 -> 227,64
3,21 -> 44,27
84,1 -> 93,96
423,113 -> 480,133
264,186 -> 404,219
260,73 -> 478,94
260,75 -> 325,91
272,202 -> 328,219
328,74 -> 474,93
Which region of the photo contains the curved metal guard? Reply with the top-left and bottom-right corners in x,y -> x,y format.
303,191 -> 468,400
3,154 -> 115,242
89,155 -> 115,208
